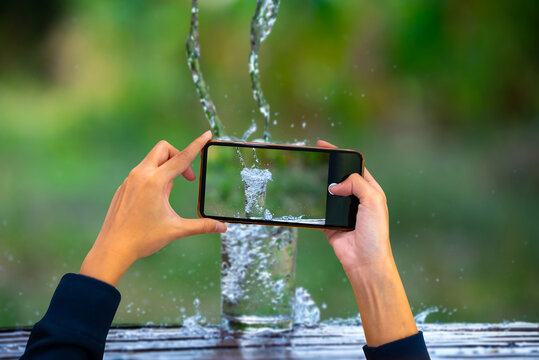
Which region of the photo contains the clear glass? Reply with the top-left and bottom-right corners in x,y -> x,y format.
220,223 -> 298,332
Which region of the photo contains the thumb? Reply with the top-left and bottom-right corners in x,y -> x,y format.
328,173 -> 373,201
177,218 -> 227,238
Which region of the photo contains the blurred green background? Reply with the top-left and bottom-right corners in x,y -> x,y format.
0,0 -> 537,326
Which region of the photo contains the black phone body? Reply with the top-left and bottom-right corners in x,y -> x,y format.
198,140 -> 364,230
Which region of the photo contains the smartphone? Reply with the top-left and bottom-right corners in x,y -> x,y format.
198,140 -> 364,230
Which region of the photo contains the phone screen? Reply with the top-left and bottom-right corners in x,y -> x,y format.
200,142 -> 364,229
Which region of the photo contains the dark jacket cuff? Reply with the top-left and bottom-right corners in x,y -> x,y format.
363,331 -> 430,360
39,273 -> 120,345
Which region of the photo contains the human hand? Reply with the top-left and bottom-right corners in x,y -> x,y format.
80,131 -> 227,286
317,140 -> 391,275
317,140 -> 417,347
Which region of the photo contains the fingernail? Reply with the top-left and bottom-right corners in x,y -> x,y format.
215,222 -> 227,233
328,183 -> 338,195
203,130 -> 212,138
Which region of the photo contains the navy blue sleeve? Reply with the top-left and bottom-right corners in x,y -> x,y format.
21,273 -> 121,360
363,331 -> 430,360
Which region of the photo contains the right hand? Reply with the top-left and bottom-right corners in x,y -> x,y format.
317,140 -> 392,275
317,140 -> 418,348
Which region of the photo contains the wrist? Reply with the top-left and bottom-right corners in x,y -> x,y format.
344,255 -> 396,284
80,245 -> 135,287
345,257 -> 417,347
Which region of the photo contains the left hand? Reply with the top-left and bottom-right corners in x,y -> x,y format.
80,131 -> 226,286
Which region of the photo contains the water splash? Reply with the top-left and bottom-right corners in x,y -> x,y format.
186,0 -> 225,137
182,298 -> 208,335
414,306 -> 439,324
249,0 -> 281,142
293,287 -> 320,326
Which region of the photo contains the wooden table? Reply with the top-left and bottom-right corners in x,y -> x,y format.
1,322 -> 538,359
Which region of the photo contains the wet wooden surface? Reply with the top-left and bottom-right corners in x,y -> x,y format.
1,322 -> 538,359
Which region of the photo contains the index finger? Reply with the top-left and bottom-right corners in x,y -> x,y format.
317,139 -> 338,149
363,167 -> 384,194
159,130 -> 212,181
141,140 -> 180,167
319,140 -> 382,192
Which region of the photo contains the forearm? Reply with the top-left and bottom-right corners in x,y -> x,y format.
347,258 -> 417,347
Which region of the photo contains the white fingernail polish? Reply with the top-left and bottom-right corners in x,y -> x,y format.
328,183 -> 338,195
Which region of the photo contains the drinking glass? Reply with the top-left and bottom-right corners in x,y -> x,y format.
221,223 -> 297,332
